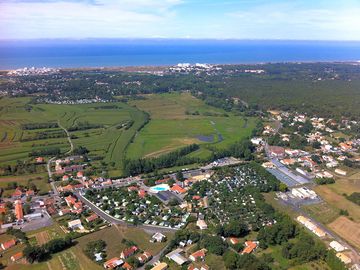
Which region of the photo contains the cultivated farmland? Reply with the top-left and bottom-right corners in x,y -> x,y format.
0,97 -> 148,175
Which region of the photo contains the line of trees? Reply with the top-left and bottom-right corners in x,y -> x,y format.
21,130 -> 66,142
21,122 -> 59,130
123,144 -> 200,175
68,121 -> 104,132
29,147 -> 61,157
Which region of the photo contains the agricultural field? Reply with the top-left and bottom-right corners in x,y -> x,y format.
302,202 -> 340,225
0,234 -> 25,267
127,92 -> 256,159
314,180 -> 360,223
1,93 -> 256,177
0,173 -> 50,197
329,216 -> 360,250
0,97 -> 148,175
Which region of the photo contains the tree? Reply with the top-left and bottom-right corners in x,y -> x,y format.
201,235 -> 227,255
223,221 -> 249,238
23,245 -> 48,263
176,171 -> 184,182
84,240 -> 107,260
23,203 -> 32,215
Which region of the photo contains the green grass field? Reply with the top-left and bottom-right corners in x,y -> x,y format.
127,92 -> 256,159
0,97 -> 148,175
1,93 -> 256,177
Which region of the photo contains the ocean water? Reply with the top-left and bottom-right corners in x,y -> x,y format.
1,39 -> 360,69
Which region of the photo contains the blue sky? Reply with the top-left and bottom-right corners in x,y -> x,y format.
1,0 -> 360,40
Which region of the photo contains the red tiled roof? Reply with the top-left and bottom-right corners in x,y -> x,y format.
1,239 -> 16,250
122,262 -> 133,270
14,200 -> 23,221
12,188 -> 22,197
104,257 -> 122,268
121,246 -> 138,259
65,195 -> 77,205
171,185 -> 186,194
155,178 -> 169,184
26,190 -> 35,196
86,213 -> 98,223
190,249 -> 206,260
73,201 -> 83,210
230,237 -> 239,245
241,241 -> 257,254
138,189 -> 146,198
11,252 -> 23,261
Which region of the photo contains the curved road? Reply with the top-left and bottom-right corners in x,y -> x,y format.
47,120 -> 73,196
75,190 -> 179,233
58,120 -> 74,155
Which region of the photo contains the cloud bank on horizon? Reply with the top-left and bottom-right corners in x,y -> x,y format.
1,0 -> 360,40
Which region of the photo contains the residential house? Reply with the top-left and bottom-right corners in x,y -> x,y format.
0,203 -> 6,214
68,219 -> 83,230
65,195 -> 77,207
196,219 -> 208,230
138,189 -> 147,198
268,146 -> 285,158
189,249 -> 207,262
241,241 -> 257,254
10,252 -> 23,262
166,248 -> 188,265
171,185 -> 186,194
25,190 -> 35,197
137,251 -> 152,264
188,264 -> 209,270
151,232 -> 166,243
14,200 -> 23,221
85,213 -> 99,223
230,238 -> 239,245
151,262 -> 168,270
120,246 -> 138,259
35,157 -> 45,163
122,262 -> 133,270
11,188 -> 23,200
1,239 -> 16,250
103,257 -> 124,269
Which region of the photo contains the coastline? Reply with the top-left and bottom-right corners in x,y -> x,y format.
1,61 -> 360,72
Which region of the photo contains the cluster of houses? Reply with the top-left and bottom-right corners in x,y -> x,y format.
165,248 -> 209,269
0,238 -> 24,262
0,186 -> 41,227
55,156 -> 85,176
262,111 -> 360,179
60,194 -> 102,232
255,136 -> 359,183
168,63 -> 221,75
7,67 -> 59,76
186,165 -> 276,228
103,245 -> 152,269
84,184 -> 189,229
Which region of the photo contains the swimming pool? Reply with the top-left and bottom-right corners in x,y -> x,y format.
149,184 -> 170,193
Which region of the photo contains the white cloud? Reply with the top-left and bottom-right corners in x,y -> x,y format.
0,0 -> 182,39
228,2 -> 360,40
